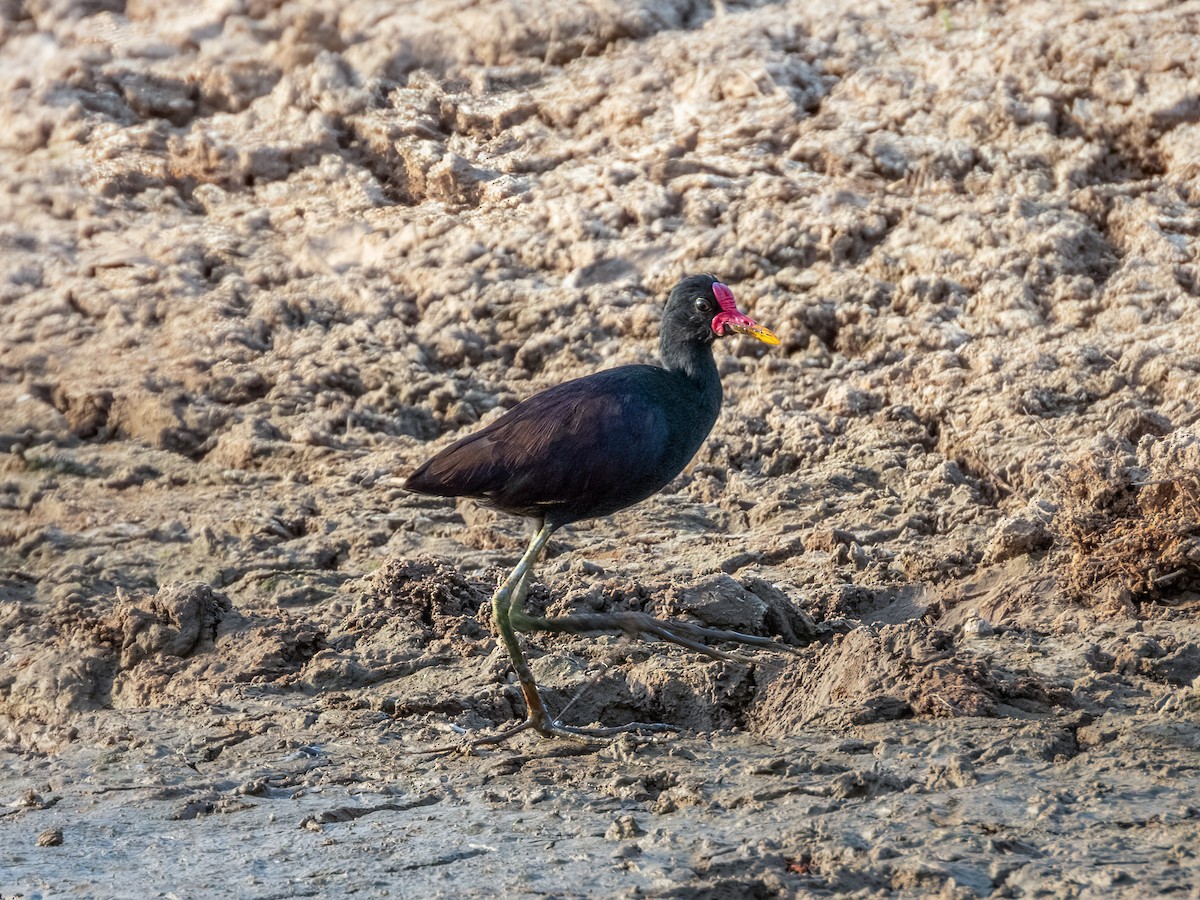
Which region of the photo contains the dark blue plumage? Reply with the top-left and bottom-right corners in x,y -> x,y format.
406,364 -> 720,525
405,274 -> 775,525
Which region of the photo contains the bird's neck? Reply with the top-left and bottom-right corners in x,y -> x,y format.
660,337 -> 720,395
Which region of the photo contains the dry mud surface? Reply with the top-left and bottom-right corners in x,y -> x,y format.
2,0 -> 1200,896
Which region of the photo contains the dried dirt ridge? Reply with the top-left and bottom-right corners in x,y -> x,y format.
2,0 -> 1199,896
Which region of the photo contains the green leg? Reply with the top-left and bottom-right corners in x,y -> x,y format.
411,520 -> 680,750
509,563 -> 535,625
491,520 -> 555,732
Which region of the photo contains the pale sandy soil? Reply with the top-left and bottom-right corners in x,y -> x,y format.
2,1 -> 1199,897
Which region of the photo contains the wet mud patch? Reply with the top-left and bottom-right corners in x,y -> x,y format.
0,581 -> 323,743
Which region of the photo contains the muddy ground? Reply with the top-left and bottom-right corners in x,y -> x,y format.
2,0 -> 1200,896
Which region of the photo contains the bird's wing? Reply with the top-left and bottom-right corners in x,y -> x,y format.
407,367 -> 679,516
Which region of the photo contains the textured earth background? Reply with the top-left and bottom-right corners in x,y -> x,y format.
2,0 -> 1200,896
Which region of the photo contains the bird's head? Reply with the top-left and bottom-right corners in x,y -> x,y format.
663,274 -> 780,347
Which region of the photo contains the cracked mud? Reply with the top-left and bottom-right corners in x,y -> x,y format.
2,0 -> 1199,897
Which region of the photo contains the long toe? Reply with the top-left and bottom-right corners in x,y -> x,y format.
479,714 -> 676,745
406,714 -> 679,755
546,719 -> 678,739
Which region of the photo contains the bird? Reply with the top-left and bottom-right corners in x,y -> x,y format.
405,274 -> 780,742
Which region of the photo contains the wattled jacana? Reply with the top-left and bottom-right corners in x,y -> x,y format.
406,274 -> 780,741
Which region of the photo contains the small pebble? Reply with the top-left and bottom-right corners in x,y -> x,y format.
37,828 -> 63,847
963,617 -> 994,639
610,843 -> 642,859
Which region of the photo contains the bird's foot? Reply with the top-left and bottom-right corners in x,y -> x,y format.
406,715 -> 676,756
536,718 -> 678,740
475,714 -> 676,746
511,607 -> 804,664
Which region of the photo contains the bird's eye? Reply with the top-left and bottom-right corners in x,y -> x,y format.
693,297 -> 711,313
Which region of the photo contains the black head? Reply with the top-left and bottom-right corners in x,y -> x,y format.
661,274 -> 779,352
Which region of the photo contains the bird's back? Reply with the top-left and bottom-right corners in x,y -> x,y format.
405,364 -> 721,525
